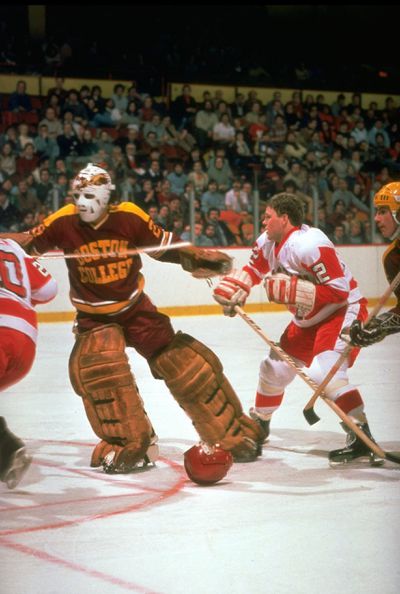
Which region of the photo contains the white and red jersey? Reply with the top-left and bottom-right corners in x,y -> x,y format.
0,238 -> 57,343
244,225 -> 364,327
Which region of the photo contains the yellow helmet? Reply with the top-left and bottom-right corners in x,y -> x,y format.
374,182 -> 400,223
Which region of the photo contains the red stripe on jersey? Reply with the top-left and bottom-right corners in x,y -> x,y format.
245,244 -> 270,284
26,259 -> 51,292
302,246 -> 345,283
0,297 -> 37,327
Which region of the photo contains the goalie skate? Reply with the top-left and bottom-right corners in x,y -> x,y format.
102,435 -> 159,474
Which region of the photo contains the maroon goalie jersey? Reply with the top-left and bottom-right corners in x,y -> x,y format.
383,237 -> 400,315
29,202 -> 182,316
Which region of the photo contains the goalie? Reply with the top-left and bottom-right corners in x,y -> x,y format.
1,163 -> 264,475
213,192 -> 382,466
347,182 -> 400,348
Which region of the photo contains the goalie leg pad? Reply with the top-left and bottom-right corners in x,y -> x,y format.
69,324 -> 153,470
149,332 -> 265,459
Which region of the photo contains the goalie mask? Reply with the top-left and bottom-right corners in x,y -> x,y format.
72,163 -> 115,223
373,182 -> 400,226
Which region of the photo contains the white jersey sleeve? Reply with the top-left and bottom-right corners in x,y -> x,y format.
244,226 -> 364,327
0,238 -> 57,342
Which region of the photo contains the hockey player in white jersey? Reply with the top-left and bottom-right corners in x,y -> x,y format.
213,192 -> 381,465
0,238 -> 58,488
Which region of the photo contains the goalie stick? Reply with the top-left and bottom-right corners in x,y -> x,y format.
234,305 -> 400,466
35,241 -> 192,260
302,269 -> 400,425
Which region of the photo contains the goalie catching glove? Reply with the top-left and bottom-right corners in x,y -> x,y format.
213,269 -> 253,317
179,246 -> 232,279
348,312 -> 400,347
264,273 -> 316,317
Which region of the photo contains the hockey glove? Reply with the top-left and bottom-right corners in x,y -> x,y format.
348,312 -> 400,347
213,269 -> 253,317
180,246 -> 233,279
264,273 -> 316,317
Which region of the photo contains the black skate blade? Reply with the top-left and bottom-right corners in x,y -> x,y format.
329,453 -> 385,468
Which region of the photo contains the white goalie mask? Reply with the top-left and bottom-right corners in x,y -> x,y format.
72,163 -> 115,223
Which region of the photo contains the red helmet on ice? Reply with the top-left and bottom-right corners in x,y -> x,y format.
184,442 -> 233,485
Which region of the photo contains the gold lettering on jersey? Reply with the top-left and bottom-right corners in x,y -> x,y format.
77,258 -> 133,284
74,240 -> 129,264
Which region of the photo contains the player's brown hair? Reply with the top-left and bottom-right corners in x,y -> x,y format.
268,193 -> 304,226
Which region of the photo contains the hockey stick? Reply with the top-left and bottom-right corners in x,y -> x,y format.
234,305 -> 322,393
303,269 -> 400,425
235,305 -> 400,465
36,241 -> 192,260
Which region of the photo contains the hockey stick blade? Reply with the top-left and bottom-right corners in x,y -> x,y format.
303,407 -> 320,425
384,451 -> 400,465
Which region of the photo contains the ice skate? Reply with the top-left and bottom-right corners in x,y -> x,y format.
0,419 -> 32,489
329,422 -> 384,467
249,407 -> 271,442
102,432 -> 159,474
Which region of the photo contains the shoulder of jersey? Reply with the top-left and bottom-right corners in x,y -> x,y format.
289,226 -> 331,253
44,203 -> 77,225
109,202 -> 149,221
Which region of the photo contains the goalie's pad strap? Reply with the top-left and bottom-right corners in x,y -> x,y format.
69,324 -> 152,467
149,332 -> 264,453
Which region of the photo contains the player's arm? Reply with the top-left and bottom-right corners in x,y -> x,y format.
134,211 -> 233,279
0,232 -> 34,252
213,242 -> 269,316
26,258 -> 58,305
265,245 -> 349,317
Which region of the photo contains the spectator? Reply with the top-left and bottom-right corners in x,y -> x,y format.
188,161 -> 209,198
207,155 -> 233,193
34,124 -> 60,164
368,119 -> 390,148
13,178 -> 41,215
205,207 -> 236,246
135,179 -> 158,211
212,113 -> 236,147
0,143 -> 17,178
166,162 -> 188,197
331,177 -> 370,215
35,168 -> 54,206
194,100 -> 218,149
331,222 -> 349,245
16,123 -> 34,151
111,83 -> 128,114
0,188 -> 20,231
171,84 -> 197,130
16,143 -> 39,178
39,106 -> 63,140
119,100 -> 141,129
348,219 -> 365,244
200,179 -> 226,214
56,122 -> 82,161
224,179 -> 250,213
8,80 -> 32,113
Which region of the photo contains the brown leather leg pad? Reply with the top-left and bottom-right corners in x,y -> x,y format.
149,332 -> 264,453
69,324 -> 152,467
